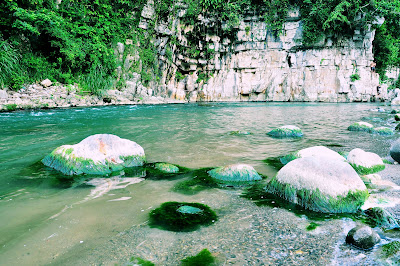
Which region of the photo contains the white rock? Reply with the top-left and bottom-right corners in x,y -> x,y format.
40,79 -> 52,88
297,146 -> 345,161
347,148 -> 384,168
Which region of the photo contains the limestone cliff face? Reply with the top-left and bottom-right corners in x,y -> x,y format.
128,2 -> 381,103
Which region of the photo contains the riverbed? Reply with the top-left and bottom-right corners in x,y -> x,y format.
0,102 -> 398,265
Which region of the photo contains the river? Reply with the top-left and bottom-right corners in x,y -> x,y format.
0,102 -> 397,265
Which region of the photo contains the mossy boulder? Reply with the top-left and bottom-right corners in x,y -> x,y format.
347,148 -> 385,175
346,225 -> 381,250
372,127 -> 394,136
42,134 -> 145,175
348,122 -> 373,132
266,157 -> 368,213
391,139 -> 400,163
149,202 -> 217,232
266,146 -> 345,170
154,162 -> 179,173
208,164 -> 262,185
364,207 -> 399,230
267,125 -> 303,138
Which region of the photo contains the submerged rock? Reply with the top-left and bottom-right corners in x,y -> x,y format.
347,148 -> 385,175
149,201 -> 217,232
154,162 -> 179,173
267,125 -> 303,138
42,134 -> 145,175
390,139 -> 400,163
395,114 -> 400,121
208,164 -> 262,185
229,130 -> 252,135
266,157 -> 368,213
348,122 -> 373,132
372,127 -> 394,136
346,225 -> 381,250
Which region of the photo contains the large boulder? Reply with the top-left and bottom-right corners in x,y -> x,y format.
266,157 -> 368,213
42,134 -> 145,175
346,225 -> 381,250
267,125 -> 303,138
390,139 -> 400,163
275,146 -> 345,167
208,164 -> 262,185
347,122 -> 373,132
347,148 -> 385,175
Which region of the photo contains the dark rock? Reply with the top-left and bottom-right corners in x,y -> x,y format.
346,225 -> 381,250
390,139 -> 400,163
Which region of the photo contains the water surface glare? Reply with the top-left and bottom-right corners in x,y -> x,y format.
0,102 -> 396,265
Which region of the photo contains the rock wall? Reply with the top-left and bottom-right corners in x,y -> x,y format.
133,2 -> 382,102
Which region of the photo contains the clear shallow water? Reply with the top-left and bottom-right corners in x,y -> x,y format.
0,102 -> 398,265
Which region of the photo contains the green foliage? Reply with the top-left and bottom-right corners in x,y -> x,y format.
181,249 -> 216,266
0,39 -> 20,88
350,73 -> 360,82
4,104 -> 18,111
176,71 -> 185,82
79,65 -> 113,96
149,201 -> 218,231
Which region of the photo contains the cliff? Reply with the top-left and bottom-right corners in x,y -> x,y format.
118,1 -> 382,103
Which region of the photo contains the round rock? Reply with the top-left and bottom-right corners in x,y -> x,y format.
347,122 -> 373,132
348,148 -> 385,175
346,225 -> 381,250
42,134 -> 145,175
390,139 -> 400,163
267,157 -> 368,213
208,164 -> 262,184
297,146 -> 345,161
267,125 -> 303,138
372,127 -> 394,136
154,162 -> 179,173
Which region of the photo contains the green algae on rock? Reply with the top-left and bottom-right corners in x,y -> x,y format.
364,207 -> 400,230
154,162 -> 180,173
347,122 -> 374,132
149,202 -> 217,232
265,157 -> 369,213
267,125 -> 303,138
127,257 -> 155,266
181,249 -> 216,266
347,148 -> 385,175
42,134 -> 145,176
173,168 -> 219,195
208,164 -> 262,186
372,127 -> 394,136
381,241 -> 400,258
229,130 -> 252,135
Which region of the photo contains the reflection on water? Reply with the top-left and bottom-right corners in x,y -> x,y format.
0,102 -> 397,264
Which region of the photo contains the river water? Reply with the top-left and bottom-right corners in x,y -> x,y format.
0,102 -> 397,265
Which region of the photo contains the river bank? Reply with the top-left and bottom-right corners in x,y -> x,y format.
0,79 -> 395,113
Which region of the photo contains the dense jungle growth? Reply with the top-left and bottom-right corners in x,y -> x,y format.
0,0 -> 399,93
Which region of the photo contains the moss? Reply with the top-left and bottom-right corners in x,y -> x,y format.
149,202 -> 217,232
338,151 -> 349,160
372,127 -> 394,136
154,162 -> 179,173
265,177 -> 369,213
267,128 -> 303,138
207,165 -> 262,184
347,123 -> 373,132
350,163 -> 385,175
264,153 -> 298,170
128,257 -> 155,266
382,241 -> 400,258
173,169 -> 218,195
306,222 -> 319,231
181,249 -> 216,266
280,153 -> 298,165
119,154 -> 146,167
364,207 -> 399,230
382,159 -> 393,164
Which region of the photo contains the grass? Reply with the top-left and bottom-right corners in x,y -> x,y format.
4,104 -> 17,111
0,40 -> 20,88
79,65 -> 113,97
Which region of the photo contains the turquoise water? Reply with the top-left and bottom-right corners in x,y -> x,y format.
0,102 -> 397,264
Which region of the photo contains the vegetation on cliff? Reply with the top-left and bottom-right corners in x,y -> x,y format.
0,0 -> 399,92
